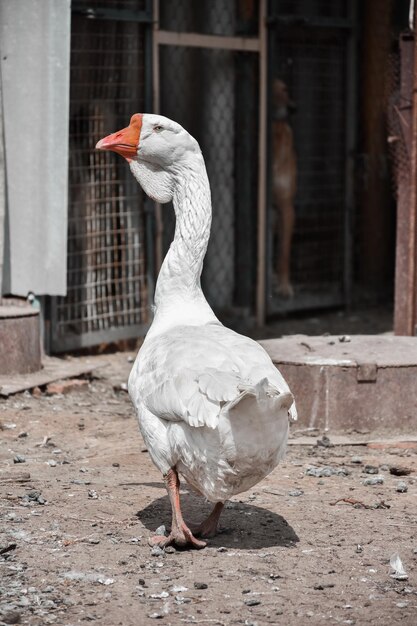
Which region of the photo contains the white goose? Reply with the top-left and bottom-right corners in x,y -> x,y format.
96,114 -> 297,549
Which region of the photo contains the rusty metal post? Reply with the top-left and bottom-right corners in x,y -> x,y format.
394,25 -> 417,336
152,0 -> 163,275
256,0 -> 268,327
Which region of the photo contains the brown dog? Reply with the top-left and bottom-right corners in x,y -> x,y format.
271,79 -> 297,298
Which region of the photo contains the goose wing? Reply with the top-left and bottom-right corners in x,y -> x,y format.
130,324 -> 296,429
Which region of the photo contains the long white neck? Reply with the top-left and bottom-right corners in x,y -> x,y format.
140,154 -> 219,336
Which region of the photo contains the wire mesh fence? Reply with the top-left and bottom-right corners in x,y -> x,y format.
50,7 -> 149,351
268,0 -> 350,313
158,0 -> 259,314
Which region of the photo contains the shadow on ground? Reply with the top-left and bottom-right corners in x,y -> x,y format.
137,492 -> 299,550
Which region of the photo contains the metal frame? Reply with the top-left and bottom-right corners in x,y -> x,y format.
266,3 -> 357,317
152,0 -> 268,324
49,1 -> 154,353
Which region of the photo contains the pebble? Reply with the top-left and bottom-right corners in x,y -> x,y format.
112,462 -> 120,468
244,599 -> 261,606
351,456 -> 362,464
148,612 -> 163,619
194,582 -> 208,589
396,481 -> 408,493
164,546 -> 175,554
155,525 -> 166,536
364,465 -> 379,474
88,536 -> 100,544
13,455 -> 26,464
171,585 -> 188,593
22,491 -> 45,505
217,546 -> 228,552
0,609 -> 21,624
306,466 -> 350,478
175,595 -> 191,604
363,476 -> 384,486
150,591 -> 169,599
288,489 -> 304,497
17,432 -> 28,439
150,546 -> 164,557
87,490 -> 98,499
47,460 -> 57,467
339,335 -> 351,342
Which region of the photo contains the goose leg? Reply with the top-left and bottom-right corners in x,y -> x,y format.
149,468 -> 206,550
188,502 -> 224,538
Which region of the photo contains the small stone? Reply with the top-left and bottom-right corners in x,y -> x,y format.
88,490 -> 98,499
1,609 -> 21,624
244,599 -> 261,606
112,462 -> 120,468
17,432 -> 28,439
217,546 -> 228,552
47,460 -> 57,467
351,456 -> 362,464
194,582 -> 208,589
88,536 -> 100,544
339,335 -> 351,343
174,595 -> 191,604
150,591 -> 169,599
363,476 -> 384,486
164,546 -> 175,554
46,379 -> 88,395
151,545 -> 164,557
171,585 -> 188,593
380,464 -> 389,471
138,578 -> 146,586
356,545 -> 363,553
155,525 -> 166,536
148,613 -> 163,619
288,489 -> 304,497
364,465 -> 379,474
13,455 -> 26,464
396,481 -> 408,493
31,386 -> 42,398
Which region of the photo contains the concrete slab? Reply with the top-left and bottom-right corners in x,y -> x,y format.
260,334 -> 417,433
0,356 -> 106,397
0,303 -> 41,375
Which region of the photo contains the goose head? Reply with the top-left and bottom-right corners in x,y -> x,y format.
96,113 -> 201,204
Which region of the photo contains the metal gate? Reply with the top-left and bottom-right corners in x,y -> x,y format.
153,0 -> 268,323
50,0 -> 153,351
267,0 -> 356,315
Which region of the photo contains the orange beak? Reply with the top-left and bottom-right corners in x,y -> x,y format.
95,113 -> 143,161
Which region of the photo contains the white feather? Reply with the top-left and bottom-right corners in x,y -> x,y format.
126,113 -> 296,502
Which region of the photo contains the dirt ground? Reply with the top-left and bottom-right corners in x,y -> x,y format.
1,349 -> 416,626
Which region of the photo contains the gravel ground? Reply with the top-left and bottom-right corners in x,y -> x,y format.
1,351 -> 416,626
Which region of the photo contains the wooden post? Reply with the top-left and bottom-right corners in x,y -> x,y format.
394,26 -> 417,336
152,0 -> 163,275
256,0 -> 268,327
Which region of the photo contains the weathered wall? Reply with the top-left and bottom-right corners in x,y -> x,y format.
0,0 -> 71,296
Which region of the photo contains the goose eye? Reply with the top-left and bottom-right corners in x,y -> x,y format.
154,125 -> 163,132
